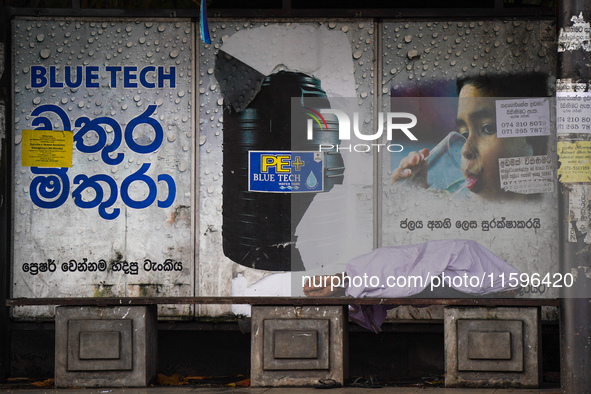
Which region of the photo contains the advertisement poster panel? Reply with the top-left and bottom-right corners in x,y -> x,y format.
11,18 -> 195,318
199,20 -> 559,323
298,20 -> 560,329
380,21 -> 558,292
11,18 -> 561,323
198,21 -> 375,315
375,21 -> 558,324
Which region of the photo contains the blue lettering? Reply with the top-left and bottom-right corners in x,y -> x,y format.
49,66 -> 63,88
74,116 -> 107,153
65,66 -> 83,88
31,66 -> 47,88
124,105 -> 163,154
73,116 -> 123,165
30,167 -> 70,209
139,66 -> 156,89
158,66 -> 176,88
72,174 -> 119,220
106,66 -> 121,88
27,105 -> 176,218
157,174 -> 176,208
86,66 -> 99,88
29,65 -> 177,89
121,163 -> 157,209
31,105 -> 71,131
123,66 -> 138,88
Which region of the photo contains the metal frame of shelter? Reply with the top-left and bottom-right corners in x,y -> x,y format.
3,1 -> 590,392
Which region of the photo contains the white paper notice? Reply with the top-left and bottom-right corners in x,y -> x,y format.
556,92 -> 591,134
496,98 -> 551,138
568,185 -> 591,243
558,12 -> 591,52
499,155 -> 554,194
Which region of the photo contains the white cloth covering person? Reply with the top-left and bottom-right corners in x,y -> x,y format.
344,239 -> 520,332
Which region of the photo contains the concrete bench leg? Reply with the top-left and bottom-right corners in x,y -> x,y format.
444,306 -> 541,388
250,305 -> 348,387
55,305 -> 157,388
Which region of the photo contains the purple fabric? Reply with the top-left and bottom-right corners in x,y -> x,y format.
348,305 -> 388,333
345,239 -> 520,332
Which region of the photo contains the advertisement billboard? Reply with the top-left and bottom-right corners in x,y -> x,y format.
301,21 -> 559,327
11,18 -> 195,318
380,21 -> 558,300
11,17 -> 560,323
197,21 -> 375,315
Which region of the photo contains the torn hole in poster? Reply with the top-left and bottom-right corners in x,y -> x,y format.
215,24 -> 356,112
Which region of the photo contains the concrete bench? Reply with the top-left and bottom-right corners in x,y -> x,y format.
6,296 -> 559,388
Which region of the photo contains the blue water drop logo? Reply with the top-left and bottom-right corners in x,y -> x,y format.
306,171 -> 318,189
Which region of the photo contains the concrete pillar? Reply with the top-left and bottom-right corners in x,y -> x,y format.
250,305 -> 348,387
55,306 -> 158,388
444,307 -> 542,388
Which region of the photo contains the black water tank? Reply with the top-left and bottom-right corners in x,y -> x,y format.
222,71 -> 344,271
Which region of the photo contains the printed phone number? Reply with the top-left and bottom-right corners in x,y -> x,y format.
21,258 -> 183,276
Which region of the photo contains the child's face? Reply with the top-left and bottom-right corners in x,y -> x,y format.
457,84 -> 533,198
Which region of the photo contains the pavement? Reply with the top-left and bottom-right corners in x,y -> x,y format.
0,389 -> 565,394
0,376 -> 563,393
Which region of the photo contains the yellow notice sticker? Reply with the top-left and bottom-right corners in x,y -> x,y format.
557,141 -> 591,183
21,129 -> 73,168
